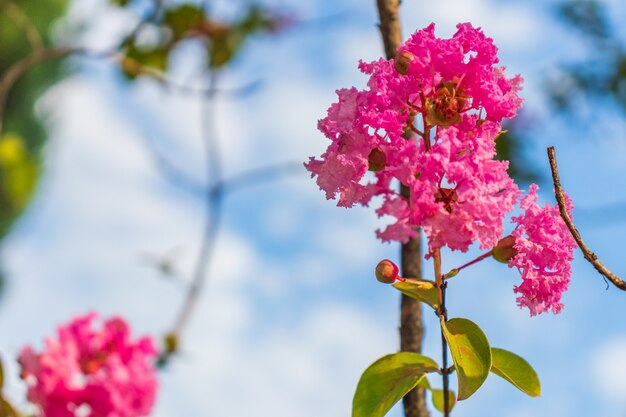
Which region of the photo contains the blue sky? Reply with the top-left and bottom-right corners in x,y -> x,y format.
1,0 -> 625,416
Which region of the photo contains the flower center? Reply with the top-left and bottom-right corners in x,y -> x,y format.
434,187 -> 458,213
424,79 -> 468,128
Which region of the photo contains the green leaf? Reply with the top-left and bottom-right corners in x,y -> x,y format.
392,279 -> 439,310
0,133 -> 40,238
431,388 -> 456,413
121,44 -> 169,78
491,348 -> 541,397
1,399 -> 19,417
0,357 -> 4,390
353,352 -> 439,417
163,4 -> 204,39
442,318 -> 491,400
419,377 -> 457,413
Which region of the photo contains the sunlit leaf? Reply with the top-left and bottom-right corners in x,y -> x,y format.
491,347 -> 541,397
353,352 -> 439,417
392,279 -> 438,310
0,133 -> 40,238
442,318 -> 491,400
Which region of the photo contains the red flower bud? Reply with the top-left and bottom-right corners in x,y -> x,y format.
375,259 -> 399,284
492,235 -> 518,263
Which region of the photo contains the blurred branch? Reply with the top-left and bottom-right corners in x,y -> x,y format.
218,161 -> 303,195
139,134 -> 207,195
167,72 -> 222,354
0,46 -> 77,136
0,0 -> 44,51
547,146 -> 626,291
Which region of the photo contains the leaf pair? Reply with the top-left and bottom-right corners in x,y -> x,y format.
353,317 -> 540,417
443,318 -> 540,400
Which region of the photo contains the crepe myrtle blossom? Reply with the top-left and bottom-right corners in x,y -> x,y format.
305,23 -> 523,253
18,313 -> 158,417
505,184 -> 578,315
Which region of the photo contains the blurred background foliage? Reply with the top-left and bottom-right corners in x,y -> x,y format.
0,0 -> 625,296
0,0 -> 287,299
0,0 -> 69,296
500,0 -> 626,184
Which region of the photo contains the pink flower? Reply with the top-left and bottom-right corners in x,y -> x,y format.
306,23 -> 523,253
19,313 -> 158,417
509,184 -> 577,315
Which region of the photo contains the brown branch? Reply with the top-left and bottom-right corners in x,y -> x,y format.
376,0 -> 402,60
547,146 -> 626,291
375,1 -> 429,416
0,46 -> 79,135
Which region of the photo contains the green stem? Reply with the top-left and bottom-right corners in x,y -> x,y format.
444,250 -> 493,280
433,250 -> 450,417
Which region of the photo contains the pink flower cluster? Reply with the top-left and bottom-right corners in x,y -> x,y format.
509,185 -> 577,315
19,313 -> 158,417
306,23 -> 523,253
306,23 -> 578,314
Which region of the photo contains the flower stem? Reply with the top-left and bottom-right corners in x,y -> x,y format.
444,250 -> 493,279
433,249 -> 450,417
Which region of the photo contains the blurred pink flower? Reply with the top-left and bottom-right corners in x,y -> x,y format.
19,313 -> 158,417
509,184 -> 577,315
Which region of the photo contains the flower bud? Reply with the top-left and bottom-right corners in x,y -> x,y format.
394,50 -> 414,75
492,235 -> 517,263
375,259 -> 399,284
368,147 -> 387,172
164,332 -> 179,354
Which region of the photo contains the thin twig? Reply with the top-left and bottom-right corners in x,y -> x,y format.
547,146 -> 626,291
140,134 -> 207,195
218,161 -> 303,195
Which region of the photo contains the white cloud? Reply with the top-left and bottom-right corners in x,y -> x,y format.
589,337 -> 626,405
402,0 -> 540,51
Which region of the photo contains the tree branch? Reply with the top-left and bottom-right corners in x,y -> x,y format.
375,1 -> 429,417
547,146 -> 626,291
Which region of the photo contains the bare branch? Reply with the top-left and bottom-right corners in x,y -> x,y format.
376,0 -> 402,59
547,146 -> 626,291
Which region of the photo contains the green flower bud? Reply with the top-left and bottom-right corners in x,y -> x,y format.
368,147 -> 387,172
394,50 -> 414,75
492,235 -> 517,263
